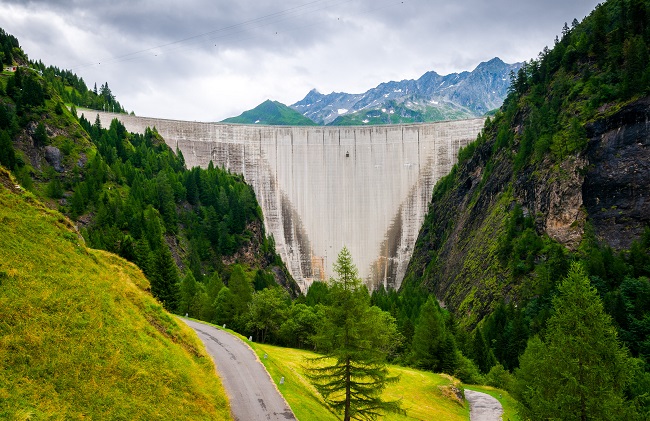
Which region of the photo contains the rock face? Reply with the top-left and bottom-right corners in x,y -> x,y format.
583,98 -> 650,249
405,96 -> 650,321
44,146 -> 63,172
90,111 -> 484,291
515,156 -> 587,250
291,57 -> 521,125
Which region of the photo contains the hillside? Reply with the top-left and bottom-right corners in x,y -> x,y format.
291,57 -> 521,125
0,168 -> 231,419
249,341 -> 480,421
403,0 -> 650,382
0,27 -> 299,352
221,99 -> 317,126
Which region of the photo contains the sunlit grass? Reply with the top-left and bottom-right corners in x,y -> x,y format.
249,342 -> 469,421
0,168 -> 231,420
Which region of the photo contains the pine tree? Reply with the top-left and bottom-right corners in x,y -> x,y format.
202,272 -> 224,322
214,286 -> 237,327
179,271 -> 198,317
0,130 -> 16,170
514,262 -> 637,420
151,245 -> 179,311
228,264 -> 252,314
33,122 -> 48,147
410,296 -> 457,373
306,247 -> 404,421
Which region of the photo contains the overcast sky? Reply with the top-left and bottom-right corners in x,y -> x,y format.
0,0 -> 601,121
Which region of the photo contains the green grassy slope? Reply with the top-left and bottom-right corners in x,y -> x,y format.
0,168 -> 231,420
249,341 -> 470,420
221,100 -> 318,126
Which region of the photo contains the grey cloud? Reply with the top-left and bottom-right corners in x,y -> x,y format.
0,0 -> 603,121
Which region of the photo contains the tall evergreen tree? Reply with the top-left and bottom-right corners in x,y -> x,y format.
151,245 -> 179,311
0,130 -> 16,170
228,264 -> 253,319
179,271 -> 199,317
306,247 -> 403,421
410,296 -> 457,373
214,286 -> 237,328
514,262 -> 637,420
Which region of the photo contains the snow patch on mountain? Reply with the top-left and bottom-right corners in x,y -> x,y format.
290,57 -> 522,125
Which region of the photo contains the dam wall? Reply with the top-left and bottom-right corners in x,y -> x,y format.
89,110 -> 484,291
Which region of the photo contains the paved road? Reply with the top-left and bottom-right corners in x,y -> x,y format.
182,318 -> 296,421
465,389 -> 503,421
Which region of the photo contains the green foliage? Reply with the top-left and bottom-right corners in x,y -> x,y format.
514,263 -> 638,420
151,242 -> 179,311
469,328 -> 496,375
245,287 -> 290,343
227,264 -> 253,323
452,351 -> 483,385
214,286 -> 237,328
45,176 -> 64,199
33,121 -> 48,146
410,296 -> 457,374
0,129 -> 15,169
484,363 -> 515,392
278,303 -> 320,349
222,100 -> 317,126
178,271 -> 200,317
398,1 -> 650,410
306,247 -> 404,421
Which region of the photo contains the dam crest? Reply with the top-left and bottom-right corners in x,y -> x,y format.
91,111 -> 484,291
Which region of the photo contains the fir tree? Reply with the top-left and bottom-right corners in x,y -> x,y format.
306,247 -> 404,421
151,245 -> 179,311
410,296 -> 457,374
514,262 -> 637,420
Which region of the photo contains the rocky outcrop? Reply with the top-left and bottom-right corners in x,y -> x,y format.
44,146 -> 63,172
583,97 -> 650,249
514,156 -> 587,250
405,96 -> 650,322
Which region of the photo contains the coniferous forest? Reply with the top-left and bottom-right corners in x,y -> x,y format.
1,0 -> 650,419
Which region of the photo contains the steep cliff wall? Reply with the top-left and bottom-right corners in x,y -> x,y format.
404,96 -> 650,325
89,111 -> 484,290
583,97 -> 650,249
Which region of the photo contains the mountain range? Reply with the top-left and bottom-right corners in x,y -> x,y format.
222,57 -> 521,125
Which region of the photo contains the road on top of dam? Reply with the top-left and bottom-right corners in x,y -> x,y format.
182,318 -> 296,421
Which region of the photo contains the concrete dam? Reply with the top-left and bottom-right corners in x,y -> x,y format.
91,111 -> 484,291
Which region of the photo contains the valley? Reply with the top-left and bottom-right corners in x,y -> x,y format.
1,0 -> 650,419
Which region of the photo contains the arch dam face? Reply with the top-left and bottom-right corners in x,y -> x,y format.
92,111 -> 484,291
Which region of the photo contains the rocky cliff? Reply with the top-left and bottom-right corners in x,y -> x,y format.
583,97 -> 650,249
404,96 -> 650,324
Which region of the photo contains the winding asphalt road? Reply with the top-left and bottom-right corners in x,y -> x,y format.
182,318 -> 296,421
465,389 -> 504,421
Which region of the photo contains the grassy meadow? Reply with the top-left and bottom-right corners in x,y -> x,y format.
0,168 -> 231,420
248,341 -> 469,420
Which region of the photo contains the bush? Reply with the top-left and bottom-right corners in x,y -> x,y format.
454,351 -> 483,384
485,363 -> 515,391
